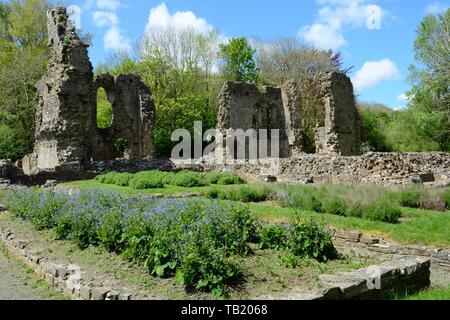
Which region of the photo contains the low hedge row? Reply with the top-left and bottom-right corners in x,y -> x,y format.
95,170 -> 246,190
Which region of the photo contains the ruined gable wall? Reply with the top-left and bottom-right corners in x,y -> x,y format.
23,7 -> 95,175
314,71 -> 361,156
216,81 -> 302,159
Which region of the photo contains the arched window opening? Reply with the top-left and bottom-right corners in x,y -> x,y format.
97,87 -> 113,129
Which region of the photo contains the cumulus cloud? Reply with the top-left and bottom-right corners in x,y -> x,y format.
426,2 -> 449,14
92,11 -> 118,27
96,0 -> 121,11
145,3 -> 213,34
351,59 -> 401,92
104,25 -> 131,51
298,0 -> 384,50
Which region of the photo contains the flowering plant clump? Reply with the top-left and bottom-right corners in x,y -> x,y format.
4,188 -> 255,295
4,187 -> 340,296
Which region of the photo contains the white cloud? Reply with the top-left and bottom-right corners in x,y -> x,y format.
298,0 -> 384,50
92,11 -> 118,27
104,26 -> 131,51
145,3 -> 213,34
299,23 -> 347,49
96,0 -> 121,11
352,59 -> 401,92
426,2 -> 449,14
396,93 -> 409,102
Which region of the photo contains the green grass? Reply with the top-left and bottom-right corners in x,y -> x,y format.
58,180 -> 450,247
248,203 -> 450,247
394,285 -> 450,300
60,180 -> 262,197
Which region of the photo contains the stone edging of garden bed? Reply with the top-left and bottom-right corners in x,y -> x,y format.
0,227 -> 135,300
330,229 -> 450,269
0,218 -> 438,301
259,256 -> 431,300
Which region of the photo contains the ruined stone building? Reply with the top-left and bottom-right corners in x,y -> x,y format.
216,80 -> 303,160
22,8 -> 156,175
216,71 -> 361,160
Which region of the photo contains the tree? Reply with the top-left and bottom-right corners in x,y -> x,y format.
408,9 -> 450,151
219,37 -> 260,83
0,0 -> 50,161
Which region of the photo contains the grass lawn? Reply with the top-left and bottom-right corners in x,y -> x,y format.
60,180 -> 450,247
60,179 -> 242,197
391,285 -> 450,300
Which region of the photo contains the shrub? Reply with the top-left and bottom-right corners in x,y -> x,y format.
217,174 -> 245,185
205,173 -> 226,185
97,210 -> 125,252
166,171 -> 207,187
288,219 -> 340,262
398,187 -> 424,209
206,189 -> 219,199
206,186 -> 271,203
238,187 -> 270,203
362,199 -> 402,223
129,171 -> 165,189
258,224 -> 289,250
95,172 -> 119,185
113,173 -> 135,187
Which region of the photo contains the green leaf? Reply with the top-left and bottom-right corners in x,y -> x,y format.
175,269 -> 185,286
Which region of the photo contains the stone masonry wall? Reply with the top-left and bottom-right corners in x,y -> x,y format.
23,7 -> 95,175
314,71 -> 361,156
22,8 -> 156,176
194,152 -> 450,186
216,81 -> 303,160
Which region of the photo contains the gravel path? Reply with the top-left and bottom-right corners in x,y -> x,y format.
0,246 -> 63,300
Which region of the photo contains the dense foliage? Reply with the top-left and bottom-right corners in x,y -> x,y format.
95,170 -> 246,189
4,188 -> 341,296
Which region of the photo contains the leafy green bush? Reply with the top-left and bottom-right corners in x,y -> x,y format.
398,187 -> 424,209
205,186 -> 271,203
129,171 -> 165,189
238,187 -> 270,203
113,173 -> 135,187
362,199 -> 402,223
205,172 -> 246,185
258,224 -> 289,250
288,219 -> 340,262
165,170 -> 207,187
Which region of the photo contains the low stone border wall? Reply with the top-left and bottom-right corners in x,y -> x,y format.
0,228 -> 136,300
260,257 -> 431,300
1,222 -> 436,301
331,229 -> 450,269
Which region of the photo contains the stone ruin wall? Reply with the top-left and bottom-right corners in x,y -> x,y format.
194,152 -> 450,186
22,8 -> 156,176
216,80 -> 303,160
216,71 -> 361,160
314,71 -> 361,156
0,7 -> 448,187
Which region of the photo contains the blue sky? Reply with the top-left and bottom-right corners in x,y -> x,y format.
67,0 -> 449,109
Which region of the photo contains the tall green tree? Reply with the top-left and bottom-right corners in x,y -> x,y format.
219,37 -> 260,83
408,9 -> 450,150
0,0 -> 50,161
